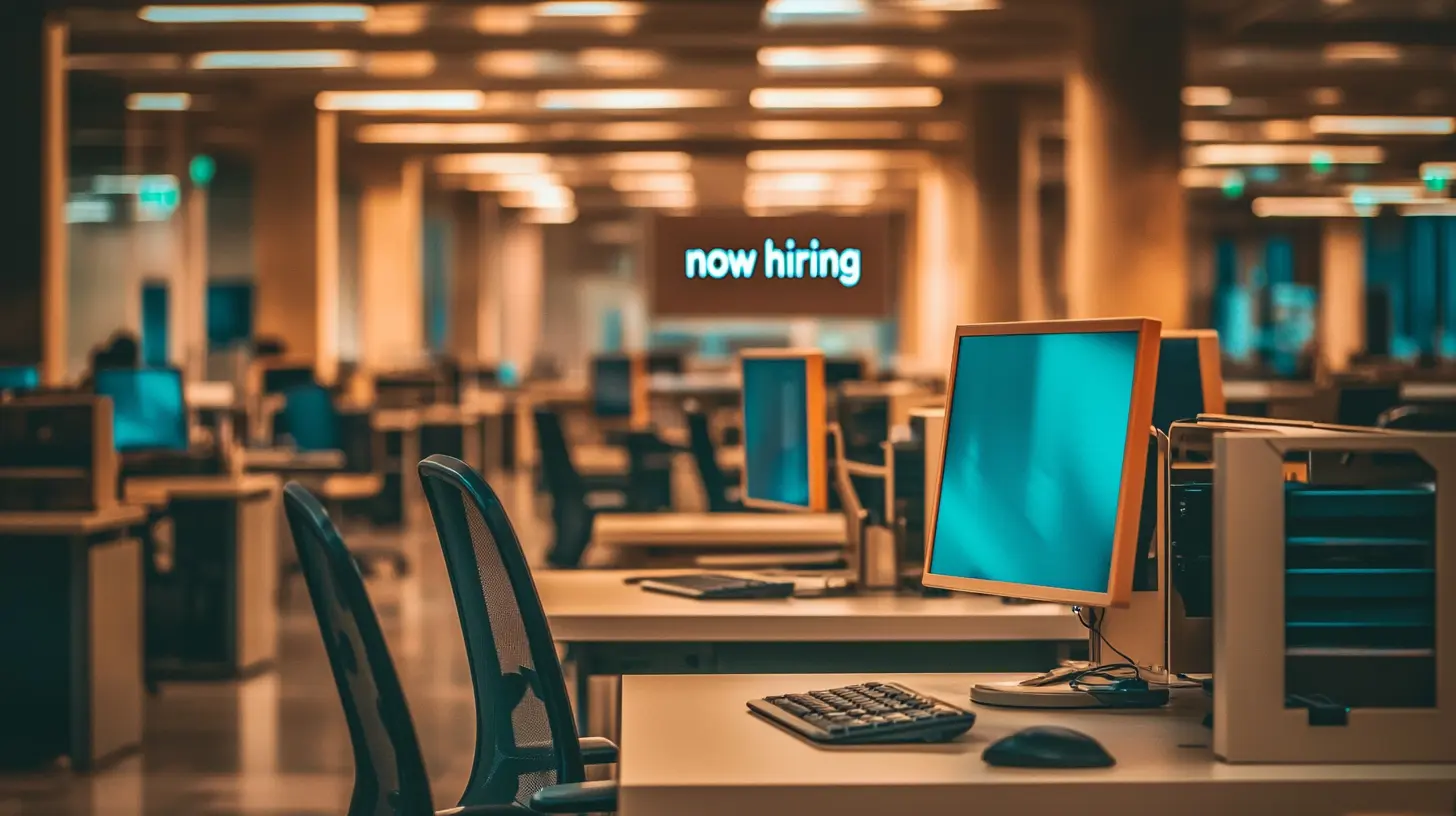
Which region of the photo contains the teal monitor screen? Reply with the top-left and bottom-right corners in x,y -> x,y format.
0,365 -> 39,392
95,368 -> 189,452
1152,337 -> 1206,433
592,356 -> 633,418
929,330 -> 1141,596
742,357 -> 811,508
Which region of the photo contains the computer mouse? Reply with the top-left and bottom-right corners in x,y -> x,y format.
981,725 -> 1116,768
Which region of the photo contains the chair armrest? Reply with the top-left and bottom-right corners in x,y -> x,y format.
579,736 -> 618,764
436,806 -> 522,815
528,780 -> 618,814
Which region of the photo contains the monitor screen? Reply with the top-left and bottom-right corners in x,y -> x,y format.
0,365 -> 39,393
207,282 -> 254,349
94,367 -> 189,453
592,355 -> 634,418
824,357 -> 866,386
741,352 -> 827,511
262,366 -> 315,395
1153,337 -> 1206,433
925,320 -> 1158,607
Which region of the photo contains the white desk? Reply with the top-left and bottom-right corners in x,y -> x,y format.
537,571 -> 1086,732
242,447 -> 346,472
619,673 -> 1456,816
592,512 -> 844,566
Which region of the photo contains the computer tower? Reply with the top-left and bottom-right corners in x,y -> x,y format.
0,396 -> 118,512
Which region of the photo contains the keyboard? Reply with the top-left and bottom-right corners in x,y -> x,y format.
748,682 -> 976,745
638,573 -> 796,600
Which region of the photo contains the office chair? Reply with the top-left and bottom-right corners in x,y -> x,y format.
623,431 -> 675,512
280,484 -> 517,816
685,407 -> 742,512
1377,404 -> 1456,431
417,456 -> 619,814
532,409 -> 626,567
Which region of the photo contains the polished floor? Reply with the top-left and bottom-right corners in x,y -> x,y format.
0,477 -> 550,816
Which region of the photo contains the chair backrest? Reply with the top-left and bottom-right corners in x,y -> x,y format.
417,455 -> 585,807
685,408 -> 734,512
284,382 -> 341,452
532,408 -> 584,496
280,483 -> 435,816
1378,404 -> 1456,432
624,431 -> 674,512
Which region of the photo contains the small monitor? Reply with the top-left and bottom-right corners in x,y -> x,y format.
740,349 -> 828,512
207,282 -> 254,349
1152,330 -> 1226,434
0,365 -> 40,393
923,319 -> 1161,608
94,367 -> 190,453
592,353 -> 638,419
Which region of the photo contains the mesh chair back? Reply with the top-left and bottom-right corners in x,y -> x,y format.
417,455 -> 586,807
1378,404 -> 1456,431
686,408 -> 735,512
284,383 -> 341,452
280,483 -> 434,816
532,409 -> 595,566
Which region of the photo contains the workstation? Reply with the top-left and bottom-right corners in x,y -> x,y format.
5,0 -> 1456,814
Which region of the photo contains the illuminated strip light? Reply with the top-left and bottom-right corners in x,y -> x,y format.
436,153 -> 553,175
1251,197 -> 1376,218
763,0 -> 869,24
1323,42 -> 1402,63
466,173 -> 564,193
610,172 -> 694,192
138,4 -> 372,23
747,121 -> 906,140
193,50 -> 359,70
357,123 -> 529,144
622,189 -> 696,209
1344,184 -> 1432,205
126,92 -> 192,111
533,1 -> 644,16
750,86 -> 942,109
66,198 -> 115,224
316,91 -> 486,111
501,187 -> 575,209
746,171 -> 886,193
537,89 -> 724,110
1188,144 -> 1384,166
1309,115 -> 1456,136
522,206 -> 579,225
70,54 -> 182,71
364,52 -> 437,78
747,150 -> 920,172
1181,86 -> 1232,107
598,152 -> 692,172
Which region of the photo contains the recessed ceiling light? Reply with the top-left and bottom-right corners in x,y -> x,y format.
1323,42 -> 1402,63
356,123 -> 529,144
536,89 -> 724,110
1181,86 -> 1233,107
315,90 -> 488,112
1188,144 -> 1384,166
1309,115 -> 1456,136
749,86 -> 942,109
363,51 -> 437,78
192,50 -> 359,70
436,154 -> 553,175
126,92 -> 193,111
1252,197 -> 1374,218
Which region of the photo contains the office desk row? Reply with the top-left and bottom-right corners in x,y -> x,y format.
536,570 -> 1086,728
618,673 -> 1456,816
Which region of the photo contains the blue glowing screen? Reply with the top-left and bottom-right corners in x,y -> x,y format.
743,357 -> 811,508
1152,337 -> 1207,433
592,357 -> 633,418
928,331 -> 1141,595
0,365 -> 39,392
94,368 -> 189,453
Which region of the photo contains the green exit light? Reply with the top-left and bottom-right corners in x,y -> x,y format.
1310,150 -> 1334,175
189,155 -> 216,187
1221,170 -> 1246,199
136,175 -> 180,220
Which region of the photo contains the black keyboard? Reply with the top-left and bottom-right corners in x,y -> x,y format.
638,573 -> 795,600
748,682 -> 976,744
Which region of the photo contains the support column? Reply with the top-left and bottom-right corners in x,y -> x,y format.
448,192 -> 503,366
963,87 -> 1023,324
1320,219 -> 1365,373
1018,106 -> 1050,321
358,158 -> 425,375
912,159 -> 971,373
0,4 -> 67,382
253,105 -> 339,383
165,114 -> 208,382
500,218 -> 544,376
1065,0 -> 1188,326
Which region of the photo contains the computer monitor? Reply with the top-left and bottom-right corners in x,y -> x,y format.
923,319 -> 1161,608
207,282 -> 254,349
0,365 -> 40,394
591,353 -> 647,425
93,367 -> 190,453
262,365 -> 315,395
824,356 -> 867,387
1152,329 -> 1226,434
740,349 -> 828,512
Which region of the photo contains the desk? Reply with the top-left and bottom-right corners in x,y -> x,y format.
371,408 -> 422,527
1403,381 -> 1456,402
241,447 -> 346,472
592,512 -> 845,566
537,571 -> 1085,730
619,673 -> 1456,816
0,506 -> 148,770
124,474 -> 280,680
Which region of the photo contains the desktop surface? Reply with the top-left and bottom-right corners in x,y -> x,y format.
742,356 -> 813,509
619,673 -> 1456,816
929,330 -> 1142,598
94,367 -> 189,452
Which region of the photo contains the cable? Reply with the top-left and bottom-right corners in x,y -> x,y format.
1072,605 -> 1137,666
1071,606 -> 1202,689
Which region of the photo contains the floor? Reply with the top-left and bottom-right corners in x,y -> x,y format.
0,474 -> 549,816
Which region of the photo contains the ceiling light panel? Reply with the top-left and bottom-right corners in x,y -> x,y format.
436,154 -> 553,175
749,86 -> 942,109
1252,197 -> 1374,217
1310,115 -> 1456,136
745,121 -> 907,140
70,54 -> 183,71
316,90 -> 489,111
138,4 -> 372,23
364,51 -> 437,78
356,123 -> 529,144
610,172 -> 694,192
126,92 -> 192,111
192,50 -> 359,70
1188,144 -> 1384,166
537,89 -> 725,110
1181,86 -> 1232,107
757,46 -> 954,76
747,150 -> 922,172
363,4 -> 427,34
